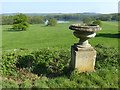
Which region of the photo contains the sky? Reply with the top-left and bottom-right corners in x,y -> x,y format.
0,0 -> 119,14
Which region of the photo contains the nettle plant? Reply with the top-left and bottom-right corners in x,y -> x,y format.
1,44 -> 119,76
1,49 -> 71,76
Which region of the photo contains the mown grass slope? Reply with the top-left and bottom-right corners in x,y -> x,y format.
2,21 -> 119,50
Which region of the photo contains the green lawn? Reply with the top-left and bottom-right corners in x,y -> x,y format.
1,21 -> 119,88
2,21 -> 119,50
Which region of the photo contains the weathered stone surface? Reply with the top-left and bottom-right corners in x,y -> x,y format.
69,24 -> 102,32
69,23 -> 101,73
70,45 -> 96,73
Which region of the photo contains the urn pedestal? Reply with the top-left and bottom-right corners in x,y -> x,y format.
69,24 -> 101,73
70,45 -> 96,72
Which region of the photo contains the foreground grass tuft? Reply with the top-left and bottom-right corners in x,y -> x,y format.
1,44 -> 119,88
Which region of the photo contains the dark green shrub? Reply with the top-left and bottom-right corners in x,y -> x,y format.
1,45 -> 118,77
1,49 -> 70,76
12,13 -> 29,30
83,17 -> 93,24
1,45 -> 119,88
16,55 -> 35,68
92,20 -> 102,26
1,51 -> 18,76
31,49 -> 70,76
47,18 -> 57,26
95,44 -> 119,69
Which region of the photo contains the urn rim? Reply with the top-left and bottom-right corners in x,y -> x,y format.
69,24 -> 102,32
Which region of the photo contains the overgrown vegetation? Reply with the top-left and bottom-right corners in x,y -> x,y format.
1,44 -> 119,88
1,48 -> 70,76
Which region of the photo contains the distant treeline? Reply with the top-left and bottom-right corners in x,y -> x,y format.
0,13 -> 119,25
0,16 -> 45,25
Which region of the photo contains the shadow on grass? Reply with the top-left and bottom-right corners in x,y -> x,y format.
41,25 -> 48,27
3,28 -> 25,32
16,54 -> 70,78
41,25 -> 57,27
96,33 -> 120,38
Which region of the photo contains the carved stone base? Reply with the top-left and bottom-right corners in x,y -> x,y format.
70,45 -> 96,73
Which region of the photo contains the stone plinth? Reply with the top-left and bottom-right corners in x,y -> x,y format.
69,24 -> 101,73
70,45 -> 96,73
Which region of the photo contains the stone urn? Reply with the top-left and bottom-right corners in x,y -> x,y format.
69,24 -> 102,73
69,24 -> 101,48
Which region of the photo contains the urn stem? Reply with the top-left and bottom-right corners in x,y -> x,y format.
78,38 -> 91,47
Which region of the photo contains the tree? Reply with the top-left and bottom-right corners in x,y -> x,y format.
13,13 -> 29,30
83,17 -> 92,24
111,14 -> 118,21
99,14 -> 112,21
27,16 -> 44,24
47,18 -> 57,26
2,15 -> 13,25
92,20 -> 102,26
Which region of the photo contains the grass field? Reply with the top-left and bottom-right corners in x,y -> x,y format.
1,21 -> 119,88
2,21 -> 119,50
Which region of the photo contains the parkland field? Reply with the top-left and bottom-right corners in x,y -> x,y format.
1,21 -> 119,88
2,21 -> 119,50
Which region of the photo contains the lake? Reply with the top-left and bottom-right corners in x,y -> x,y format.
57,21 -> 70,23
45,20 -> 70,24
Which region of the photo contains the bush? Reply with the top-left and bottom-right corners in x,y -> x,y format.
47,18 -> 57,26
95,44 -> 119,69
83,17 -> 92,24
1,44 -> 119,76
1,51 -> 18,76
1,45 -> 119,88
92,20 -> 102,26
1,49 -> 70,76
